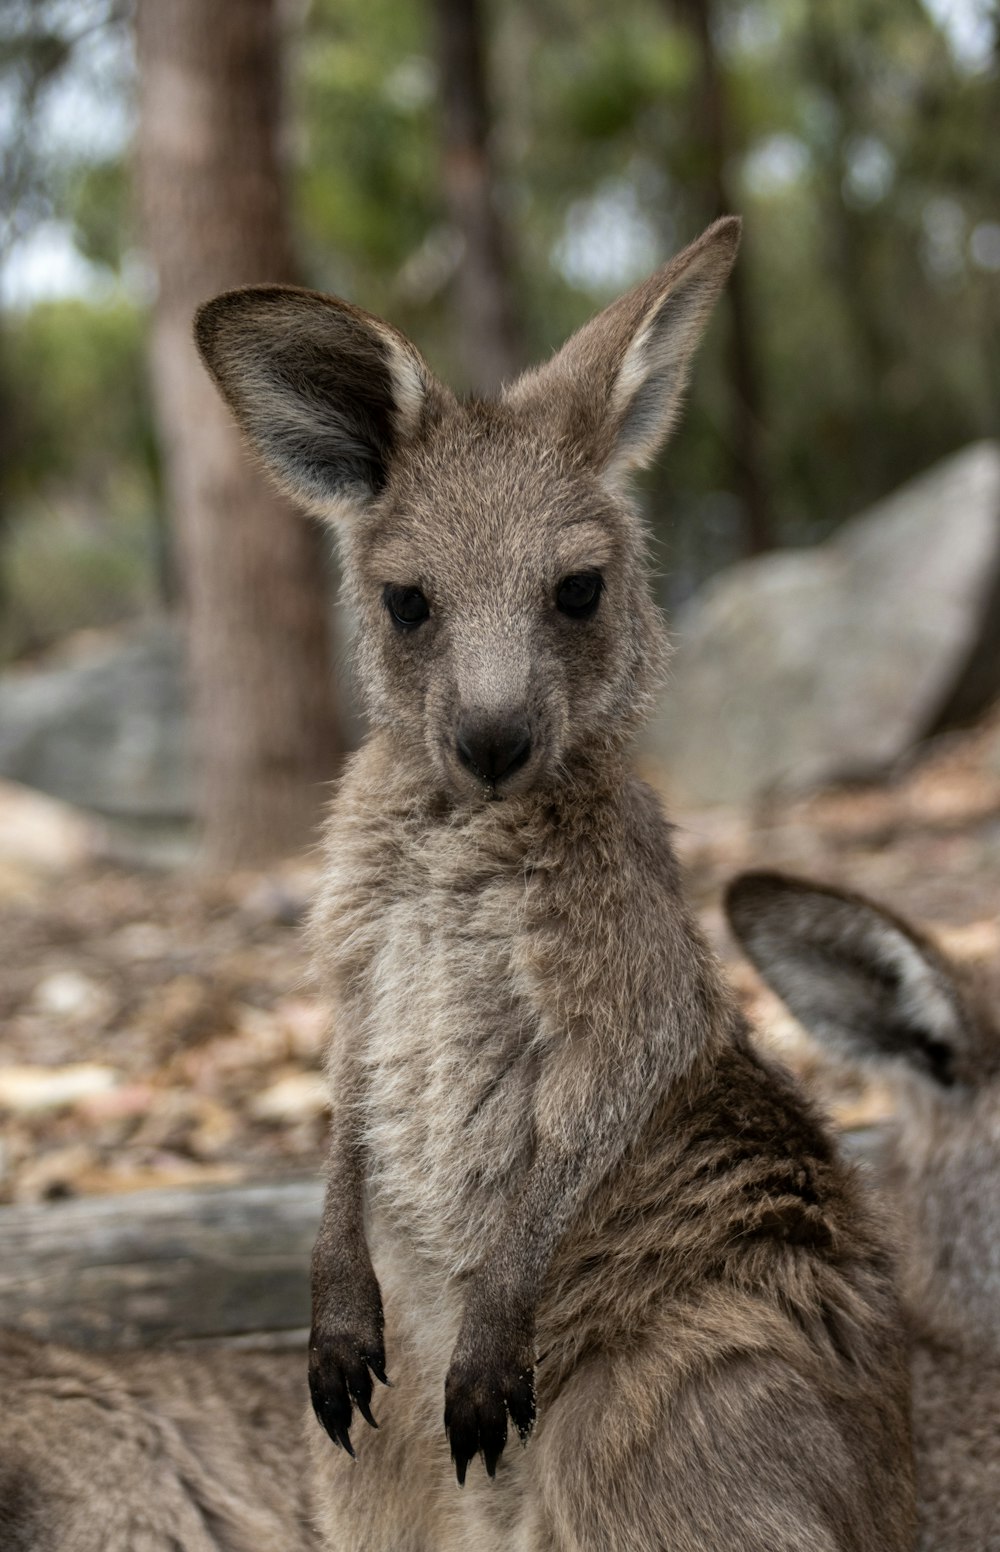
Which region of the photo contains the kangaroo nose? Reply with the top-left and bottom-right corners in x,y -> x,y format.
456,718 -> 532,783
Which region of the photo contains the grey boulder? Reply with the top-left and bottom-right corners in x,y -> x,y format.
653,442 -> 1000,806
0,623 -> 192,820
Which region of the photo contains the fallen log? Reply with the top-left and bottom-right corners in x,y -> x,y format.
0,1178 -> 322,1348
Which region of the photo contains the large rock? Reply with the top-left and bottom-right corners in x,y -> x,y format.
652,442 -> 1000,806
0,623 -> 193,820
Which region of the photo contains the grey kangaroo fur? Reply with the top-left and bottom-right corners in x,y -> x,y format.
726,870 -> 1000,1552
195,219 -> 916,1551
0,1332 -> 316,1551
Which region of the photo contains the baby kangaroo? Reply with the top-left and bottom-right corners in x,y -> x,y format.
195,220 -> 915,1551
726,870 -> 1000,1552
0,1331 -> 316,1551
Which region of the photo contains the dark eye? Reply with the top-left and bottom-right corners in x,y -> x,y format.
384,584 -> 430,629
556,572 -> 602,619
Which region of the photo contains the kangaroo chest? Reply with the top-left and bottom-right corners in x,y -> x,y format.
333,821 -> 544,1273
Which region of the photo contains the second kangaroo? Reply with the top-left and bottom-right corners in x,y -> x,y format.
196,219 -> 915,1552
727,869 -> 1000,1551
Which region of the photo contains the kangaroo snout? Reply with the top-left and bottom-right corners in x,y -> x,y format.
455,715 -> 531,788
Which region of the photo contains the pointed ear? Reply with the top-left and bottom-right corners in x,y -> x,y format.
194,286 -> 452,523
506,216 -> 740,483
724,871 -> 974,1087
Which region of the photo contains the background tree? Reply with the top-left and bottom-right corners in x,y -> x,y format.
135,0 -> 341,867
670,0 -> 772,553
432,0 -> 524,390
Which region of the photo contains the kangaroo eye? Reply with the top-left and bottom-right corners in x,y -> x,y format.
384,585 -> 430,629
556,572 -> 602,619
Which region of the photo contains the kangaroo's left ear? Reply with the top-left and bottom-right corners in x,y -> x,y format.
505,216 -> 740,485
725,870 -> 975,1087
194,285 -> 454,526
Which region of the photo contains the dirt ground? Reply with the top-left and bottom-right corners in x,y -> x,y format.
2,713 -> 998,1206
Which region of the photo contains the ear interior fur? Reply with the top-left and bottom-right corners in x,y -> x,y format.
506,215 -> 740,481
724,870 -> 971,1086
194,286 -> 448,523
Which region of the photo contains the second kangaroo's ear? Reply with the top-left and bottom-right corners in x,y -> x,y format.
194,286 -> 451,524
506,216 -> 740,484
725,871 -> 974,1087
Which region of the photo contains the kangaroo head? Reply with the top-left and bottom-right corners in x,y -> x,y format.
194,219 -> 739,802
725,869 -> 1000,1347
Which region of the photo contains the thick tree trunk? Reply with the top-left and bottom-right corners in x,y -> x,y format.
135,0 -> 340,868
0,327 -> 10,622
672,0 -> 774,555
433,0 -> 523,392
801,12 -> 899,512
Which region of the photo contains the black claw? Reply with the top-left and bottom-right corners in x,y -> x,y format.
345,1360 -> 375,1422
309,1376 -> 347,1443
332,1423 -> 356,1457
447,1406 -> 478,1487
311,1387 -> 352,1452
480,1397 -> 507,1477
364,1350 -> 389,1386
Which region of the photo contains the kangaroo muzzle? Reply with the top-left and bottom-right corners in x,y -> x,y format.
455,716 -> 532,786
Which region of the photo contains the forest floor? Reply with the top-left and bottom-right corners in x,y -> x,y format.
2,712 -> 999,1206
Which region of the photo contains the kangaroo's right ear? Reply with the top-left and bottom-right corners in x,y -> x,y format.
194,286 -> 452,524
504,216 -> 740,486
725,871 -> 974,1087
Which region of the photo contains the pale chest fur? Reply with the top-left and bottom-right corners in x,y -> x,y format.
319,801 -> 546,1275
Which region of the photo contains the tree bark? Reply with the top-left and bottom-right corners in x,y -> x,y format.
433,0 -> 523,392
135,0 -> 340,868
672,0 -> 774,555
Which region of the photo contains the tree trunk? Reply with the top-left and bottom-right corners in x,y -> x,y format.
800,11 -> 900,512
433,0 -> 523,392
135,0 -> 340,868
672,0 -> 774,555
0,326 -> 10,626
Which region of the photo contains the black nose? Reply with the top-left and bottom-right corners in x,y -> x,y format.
456,718 -> 532,784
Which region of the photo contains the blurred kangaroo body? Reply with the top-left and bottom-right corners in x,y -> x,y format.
727,871 -> 1000,1552
0,1331 -> 315,1552
196,221 -> 916,1552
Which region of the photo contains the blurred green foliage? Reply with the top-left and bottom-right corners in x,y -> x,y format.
1,298 -> 162,657
6,298 -> 153,496
1,0 -> 998,659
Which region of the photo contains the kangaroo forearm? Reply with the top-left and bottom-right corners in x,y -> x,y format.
312,1033 -> 372,1304
473,1149 -> 581,1311
311,1168 -> 367,1294
308,1151 -> 386,1456
308,1062 -> 386,1452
